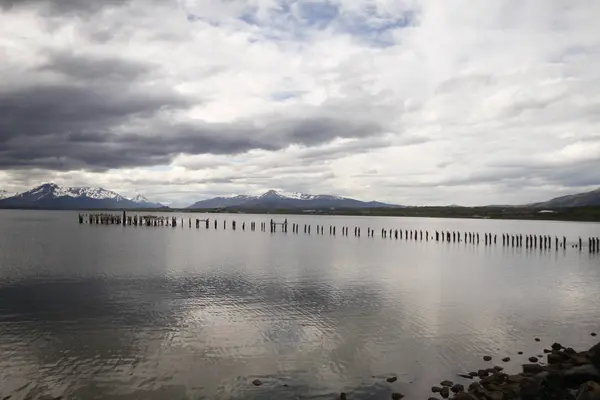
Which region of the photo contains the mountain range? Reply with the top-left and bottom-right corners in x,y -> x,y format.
187,190 -> 398,209
528,188 -> 600,208
0,183 -> 165,209
0,183 -> 599,210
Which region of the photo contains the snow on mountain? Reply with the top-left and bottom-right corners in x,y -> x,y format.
0,183 -> 166,209
188,190 -> 400,209
128,194 -> 165,208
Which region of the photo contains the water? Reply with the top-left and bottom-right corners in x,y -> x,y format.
0,210 -> 599,399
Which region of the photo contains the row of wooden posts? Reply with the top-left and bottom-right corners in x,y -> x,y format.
79,212 -> 600,253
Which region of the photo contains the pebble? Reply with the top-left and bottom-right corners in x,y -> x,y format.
252,379 -> 262,386
483,356 -> 492,361
502,357 -> 510,362
391,393 -> 404,400
518,351 -> 524,355
535,338 -> 541,342
387,377 -> 398,383
468,372 -> 478,377
441,380 -> 454,387
493,366 -> 504,372
457,374 -> 473,379
432,386 -> 442,393
592,333 -> 597,337
529,356 -> 539,362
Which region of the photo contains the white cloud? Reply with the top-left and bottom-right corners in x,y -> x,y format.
1,0 -> 599,206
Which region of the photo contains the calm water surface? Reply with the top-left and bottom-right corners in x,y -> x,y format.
0,210 -> 599,399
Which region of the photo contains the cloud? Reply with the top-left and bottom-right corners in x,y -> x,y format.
1,0 -> 600,205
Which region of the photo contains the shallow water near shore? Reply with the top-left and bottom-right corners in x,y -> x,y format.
0,209 -> 599,400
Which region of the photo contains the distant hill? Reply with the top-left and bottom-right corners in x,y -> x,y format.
0,183 -> 166,210
187,189 -> 400,209
530,188 -> 600,208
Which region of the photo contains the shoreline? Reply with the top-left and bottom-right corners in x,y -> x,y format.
425,338 -> 600,400
1,206 -> 600,223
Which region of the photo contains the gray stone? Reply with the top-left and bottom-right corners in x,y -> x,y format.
432,386 -> 443,393
252,379 -> 262,386
469,372 -> 479,377
502,357 -> 511,362
484,390 -> 503,400
451,384 -> 465,393
529,356 -> 539,363
453,393 -> 477,400
523,364 -> 546,374
391,393 -> 404,400
548,353 -> 564,364
441,387 -> 450,399
458,374 -> 473,379
484,356 -> 493,361
441,380 -> 454,387
564,365 -> 600,387
552,343 -> 564,351
387,376 -> 398,383
577,382 -> 600,400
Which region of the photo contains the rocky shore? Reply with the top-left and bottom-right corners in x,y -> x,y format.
427,339 -> 600,400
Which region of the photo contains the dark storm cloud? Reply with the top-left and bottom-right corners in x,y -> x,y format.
0,83 -> 385,171
38,50 -> 154,82
0,0 -> 131,16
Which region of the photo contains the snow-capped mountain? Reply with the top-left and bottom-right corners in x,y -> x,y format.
187,189 -> 399,209
0,183 -> 166,209
128,194 -> 164,208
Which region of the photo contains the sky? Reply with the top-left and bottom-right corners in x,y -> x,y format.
1,0 -> 599,207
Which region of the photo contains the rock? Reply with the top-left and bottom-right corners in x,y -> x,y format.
573,355 -> 591,366
458,374 -> 473,379
566,347 -> 578,355
502,357 -> 511,362
593,333 -> 598,337
252,379 -> 262,386
576,381 -> 600,400
494,366 -> 504,372
544,349 -> 552,353
548,353 -> 564,364
432,386 -> 443,393
564,365 -> 600,387
453,393 -> 477,400
478,369 -> 489,377
469,372 -> 479,377
552,343 -> 564,351
468,382 -> 482,393
507,375 -> 524,384
391,393 -> 404,400
484,356 -> 493,361
451,384 -> 465,393
441,380 -> 454,387
485,390 -> 503,400
480,374 -> 502,386
529,356 -> 539,363
523,364 -> 546,374
518,351 -> 524,355
340,393 -> 347,400
387,377 -> 398,383
590,343 -> 600,369
535,338 -> 541,342
520,378 -> 542,399
441,387 -> 450,399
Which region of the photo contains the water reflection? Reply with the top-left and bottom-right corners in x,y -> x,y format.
0,210 -> 599,399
